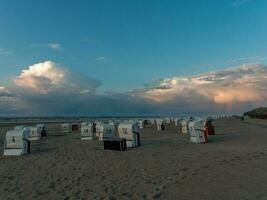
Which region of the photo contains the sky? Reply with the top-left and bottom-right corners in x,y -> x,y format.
0,0 -> 267,116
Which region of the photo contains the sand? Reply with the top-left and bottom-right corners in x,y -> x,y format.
1,118 -> 267,200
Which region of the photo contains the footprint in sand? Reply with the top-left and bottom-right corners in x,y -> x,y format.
141,168 -> 150,183
154,185 -> 164,194
234,156 -> 241,160
48,181 -> 55,190
153,192 -> 163,199
166,176 -> 176,183
108,196 -> 117,200
7,175 -> 15,180
75,190 -> 81,199
182,168 -> 189,171
141,194 -> 149,199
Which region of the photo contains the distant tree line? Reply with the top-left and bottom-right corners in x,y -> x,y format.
244,107 -> 267,119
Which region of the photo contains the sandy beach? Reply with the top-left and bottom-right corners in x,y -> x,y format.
1,118 -> 267,200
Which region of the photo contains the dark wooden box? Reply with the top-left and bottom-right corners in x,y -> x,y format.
104,138 -> 127,151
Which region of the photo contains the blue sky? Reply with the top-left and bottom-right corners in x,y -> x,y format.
1,0 -> 267,90
0,0 -> 267,116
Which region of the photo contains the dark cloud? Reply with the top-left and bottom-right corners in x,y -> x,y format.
1,62 -> 267,116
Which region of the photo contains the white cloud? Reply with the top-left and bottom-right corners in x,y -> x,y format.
96,56 -> 108,63
14,61 -> 101,94
29,43 -> 62,50
0,48 -> 13,56
80,89 -> 90,94
229,56 -> 260,62
1,62 -> 267,116
48,43 -> 61,50
0,86 -> 11,96
135,64 -> 267,105
228,56 -> 267,64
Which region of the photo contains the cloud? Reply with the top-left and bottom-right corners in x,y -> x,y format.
14,61 -> 101,94
229,56 -> 261,62
0,86 -> 28,114
96,57 -> 108,63
228,56 -> 267,64
0,61 -> 104,115
134,64 -> 267,107
0,48 -> 13,56
1,62 -> 267,116
29,43 -> 62,50
0,60 -> 160,116
48,43 -> 61,50
231,0 -> 252,6
0,86 -> 12,97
